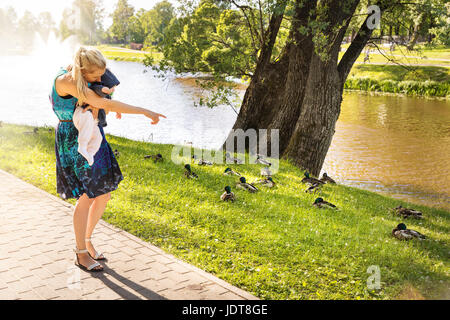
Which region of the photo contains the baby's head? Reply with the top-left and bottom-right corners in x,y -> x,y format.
71,46 -> 107,105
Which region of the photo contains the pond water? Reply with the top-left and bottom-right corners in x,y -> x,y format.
0,53 -> 449,211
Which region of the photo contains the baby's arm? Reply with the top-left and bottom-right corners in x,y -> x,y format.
101,86 -> 121,119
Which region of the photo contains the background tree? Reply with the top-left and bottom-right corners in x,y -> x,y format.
17,10 -> 37,49
143,0 -> 175,47
37,12 -> 56,42
109,0 -> 135,43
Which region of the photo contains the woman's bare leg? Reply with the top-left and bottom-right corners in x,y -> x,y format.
85,192 -> 111,258
73,193 -> 103,270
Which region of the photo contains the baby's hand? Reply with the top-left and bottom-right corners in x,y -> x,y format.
116,112 -> 122,119
101,86 -> 115,95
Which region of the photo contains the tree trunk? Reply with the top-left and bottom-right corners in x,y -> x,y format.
223,0 -> 315,154
283,53 -> 343,176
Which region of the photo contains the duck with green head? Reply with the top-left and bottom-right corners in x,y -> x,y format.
391,205 -> 423,219
392,223 -> 426,240
223,167 -> 241,176
253,177 -> 276,188
302,172 -> 324,185
236,177 -> 258,193
184,164 -> 198,179
313,197 -> 337,208
221,186 -> 236,201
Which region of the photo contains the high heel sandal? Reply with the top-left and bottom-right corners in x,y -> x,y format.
85,238 -> 106,260
74,247 -> 103,272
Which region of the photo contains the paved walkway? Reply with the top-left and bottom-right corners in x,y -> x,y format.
0,169 -> 258,300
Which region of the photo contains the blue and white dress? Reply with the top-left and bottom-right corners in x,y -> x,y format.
49,68 -> 123,199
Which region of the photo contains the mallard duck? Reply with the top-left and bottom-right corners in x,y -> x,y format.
260,166 -> 272,177
392,223 -> 426,240
113,149 -> 120,158
301,172 -> 324,185
392,206 -> 423,219
220,186 -> 236,201
255,154 -> 272,166
320,172 -> 336,184
223,167 -> 241,176
225,152 -> 243,164
313,197 -> 337,208
236,177 -> 258,193
184,164 -> 198,179
144,153 -> 163,163
23,127 -> 38,135
253,177 -> 275,188
305,182 -> 322,193
192,155 -> 212,166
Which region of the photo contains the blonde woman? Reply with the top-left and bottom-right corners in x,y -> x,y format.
50,46 -> 166,272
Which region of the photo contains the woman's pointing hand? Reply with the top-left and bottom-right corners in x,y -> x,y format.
145,110 -> 167,125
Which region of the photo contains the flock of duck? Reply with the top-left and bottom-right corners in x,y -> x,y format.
142,150 -> 427,242
7,123 -> 427,242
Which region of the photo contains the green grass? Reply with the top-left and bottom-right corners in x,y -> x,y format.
96,45 -> 164,64
1,123 -> 448,300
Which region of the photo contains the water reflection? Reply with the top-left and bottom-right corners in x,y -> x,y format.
323,93 -> 450,210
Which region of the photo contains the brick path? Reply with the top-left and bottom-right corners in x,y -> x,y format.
0,169 -> 258,300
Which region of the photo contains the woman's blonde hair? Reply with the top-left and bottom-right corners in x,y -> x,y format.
70,46 -> 106,106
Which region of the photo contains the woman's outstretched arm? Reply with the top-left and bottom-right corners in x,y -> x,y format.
57,77 -> 166,124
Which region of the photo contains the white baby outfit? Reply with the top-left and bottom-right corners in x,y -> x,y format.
73,107 -> 103,166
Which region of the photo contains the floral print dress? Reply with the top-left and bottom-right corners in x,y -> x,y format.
49,68 -> 123,200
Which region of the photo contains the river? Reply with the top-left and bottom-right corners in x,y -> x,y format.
0,54 -> 449,211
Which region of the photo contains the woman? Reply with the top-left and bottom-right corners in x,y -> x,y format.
50,46 -> 166,272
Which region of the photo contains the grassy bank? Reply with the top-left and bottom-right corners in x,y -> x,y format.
0,123 -> 448,300
96,45 -> 164,63
346,65 -> 449,98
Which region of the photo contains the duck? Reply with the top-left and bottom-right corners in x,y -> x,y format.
313,197 -> 337,209
113,149 -> 120,158
301,172 -> 324,185
255,154 -> 272,166
184,164 -> 198,179
392,223 -> 426,240
392,205 -> 423,219
260,166 -> 272,177
320,172 -> 336,184
220,186 -> 236,202
305,182 -> 322,193
192,155 -> 212,166
236,177 -> 258,193
223,167 -> 241,176
144,153 -> 163,163
253,177 -> 275,188
23,127 -> 38,135
225,152 -> 243,164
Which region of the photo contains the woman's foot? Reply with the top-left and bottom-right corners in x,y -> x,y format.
85,238 -> 106,260
75,251 -> 103,272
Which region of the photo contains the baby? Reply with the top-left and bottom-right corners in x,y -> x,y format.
73,68 -> 121,165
